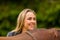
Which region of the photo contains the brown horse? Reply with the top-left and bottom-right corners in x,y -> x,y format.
0,28 -> 59,40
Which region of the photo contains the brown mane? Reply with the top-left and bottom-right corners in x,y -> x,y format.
0,28 -> 59,40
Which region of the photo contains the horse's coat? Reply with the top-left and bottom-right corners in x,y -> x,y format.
0,28 -> 59,40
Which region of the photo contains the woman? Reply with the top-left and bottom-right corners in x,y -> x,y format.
7,8 -> 37,37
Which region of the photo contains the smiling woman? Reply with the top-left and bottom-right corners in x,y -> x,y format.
7,8 -> 37,37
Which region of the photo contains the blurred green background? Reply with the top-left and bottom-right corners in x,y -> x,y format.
0,0 -> 60,36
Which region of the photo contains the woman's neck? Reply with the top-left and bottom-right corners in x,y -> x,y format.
22,28 -> 27,33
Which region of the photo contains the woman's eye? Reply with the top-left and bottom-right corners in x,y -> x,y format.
27,17 -> 31,20
33,18 -> 36,20
27,17 -> 36,20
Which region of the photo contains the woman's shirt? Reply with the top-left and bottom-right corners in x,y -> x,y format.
7,31 -> 21,37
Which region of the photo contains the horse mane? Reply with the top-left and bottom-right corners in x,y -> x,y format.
0,28 -> 59,40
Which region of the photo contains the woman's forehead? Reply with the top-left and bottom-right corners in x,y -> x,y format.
25,12 -> 36,17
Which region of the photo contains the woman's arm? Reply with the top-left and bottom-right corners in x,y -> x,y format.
7,32 -> 15,37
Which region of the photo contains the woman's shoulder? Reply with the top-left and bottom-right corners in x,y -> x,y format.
7,31 -> 16,37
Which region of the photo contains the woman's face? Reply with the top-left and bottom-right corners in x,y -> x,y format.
24,12 -> 36,31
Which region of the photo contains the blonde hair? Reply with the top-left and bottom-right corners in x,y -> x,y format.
12,8 -> 37,33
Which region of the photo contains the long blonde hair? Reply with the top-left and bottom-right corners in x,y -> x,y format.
12,8 -> 37,33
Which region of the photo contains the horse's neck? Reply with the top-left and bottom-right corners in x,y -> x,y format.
0,29 -> 59,40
